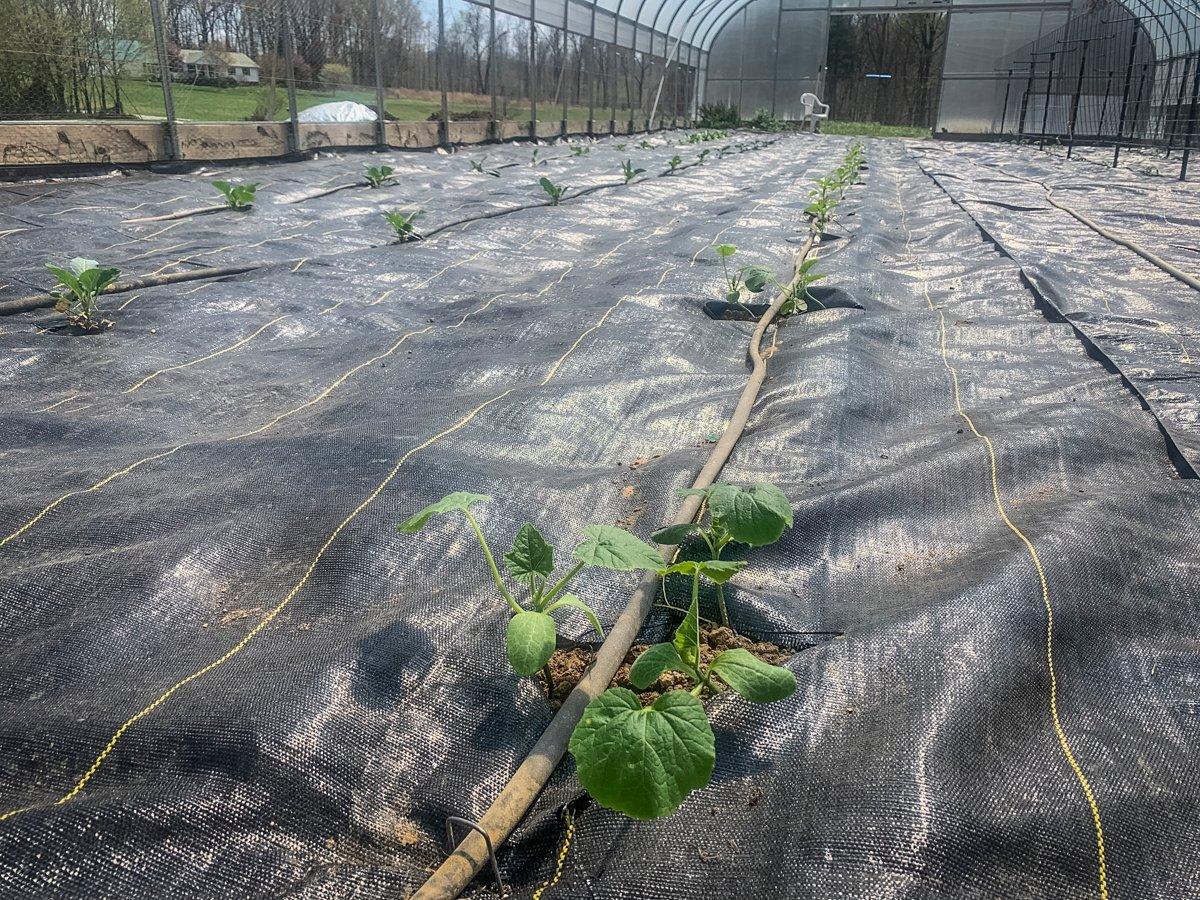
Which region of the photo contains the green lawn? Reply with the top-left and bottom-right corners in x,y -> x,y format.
115,78 -> 631,124
822,120 -> 930,139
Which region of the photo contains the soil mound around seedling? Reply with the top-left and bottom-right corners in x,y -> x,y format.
542,626 -> 790,707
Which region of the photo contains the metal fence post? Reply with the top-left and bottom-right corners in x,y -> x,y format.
489,0 -> 499,140
561,2 -> 570,135
437,0 -> 449,146
1039,51 -> 1055,149
1067,40 -> 1088,158
586,6 -> 597,133
1182,52 -> 1200,180
529,0 -> 539,138
370,0 -> 387,145
1114,21 -> 1139,167
1018,60 -> 1035,138
147,0 -> 179,160
280,0 -> 300,153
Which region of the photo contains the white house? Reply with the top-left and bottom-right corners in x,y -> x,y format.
177,49 -> 260,84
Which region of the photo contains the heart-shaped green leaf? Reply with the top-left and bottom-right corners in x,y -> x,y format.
709,483 -> 793,547
659,559 -> 745,585
505,523 -> 554,581
574,525 -> 662,571
397,492 -> 490,533
629,642 -> 692,690
569,688 -> 715,819
708,648 -> 796,703
505,610 -> 557,676
650,522 -> 699,546
742,265 -> 773,294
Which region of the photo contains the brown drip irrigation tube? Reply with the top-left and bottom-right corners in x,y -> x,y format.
413,225 -> 822,900
981,162 -> 1200,294
1,143 -> 780,319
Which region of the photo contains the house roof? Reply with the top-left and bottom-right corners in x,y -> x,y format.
178,49 -> 259,68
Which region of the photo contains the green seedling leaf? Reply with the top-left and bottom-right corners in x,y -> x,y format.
651,522 -> 699,545
708,648 -> 796,703
538,176 -> 568,205
714,243 -> 737,258
709,483 -> 794,547
569,687 -> 715,819
574,525 -> 662,571
741,264 -> 773,294
673,588 -> 701,669
628,642 -> 691,690
364,164 -> 395,188
383,209 -> 422,242
504,523 -> 554,581
506,610 -> 557,675
397,491 -> 490,532
659,559 -> 746,584
46,257 -> 119,329
544,592 -> 604,638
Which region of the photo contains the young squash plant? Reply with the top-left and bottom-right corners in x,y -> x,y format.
652,482 -> 793,627
637,139 -> 653,150
570,524 -> 796,819
212,179 -> 258,209
539,176 -> 568,206
667,154 -> 682,173
398,493 -> 663,684
569,145 -> 590,157
383,209 -> 422,242
713,244 -> 772,309
45,257 -> 119,331
364,164 -> 395,188
620,159 -> 646,184
470,156 -> 501,177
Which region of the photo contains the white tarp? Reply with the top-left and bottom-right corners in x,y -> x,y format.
297,101 -> 378,123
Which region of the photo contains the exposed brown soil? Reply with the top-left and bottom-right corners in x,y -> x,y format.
541,625 -> 790,708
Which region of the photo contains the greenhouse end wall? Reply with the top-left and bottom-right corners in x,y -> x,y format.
702,0 -> 1071,132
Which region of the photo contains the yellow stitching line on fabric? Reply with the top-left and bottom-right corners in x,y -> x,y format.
115,294 -> 143,312
3,389 -> 516,819
34,394 -> 80,413
123,239 -> 192,264
1155,322 -> 1193,364
894,152 -> 1109,900
123,316 -> 289,394
531,808 -> 575,900
0,279 -> 649,818
6,238 -> 578,544
100,220 -> 188,252
230,326 -> 434,439
0,229 -> 29,240
0,446 -> 185,550
291,258 -> 309,274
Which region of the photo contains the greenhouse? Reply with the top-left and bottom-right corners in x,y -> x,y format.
0,0 -> 1198,895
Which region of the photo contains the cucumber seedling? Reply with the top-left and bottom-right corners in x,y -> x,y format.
45,257 -> 119,332
667,155 -> 682,173
569,550 -> 796,819
530,148 -> 545,167
697,148 -> 712,164
212,179 -> 258,210
620,159 -> 646,184
614,142 -> 627,151
398,492 -> 663,687
652,481 -> 793,626
570,145 -> 590,157
780,257 -> 826,316
383,208 -> 422,242
364,164 -> 395,188
539,176 -> 568,205
713,244 -> 772,310
637,139 -> 653,150
470,156 -> 501,177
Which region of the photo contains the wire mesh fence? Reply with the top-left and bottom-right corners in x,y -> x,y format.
997,0 -> 1200,177
0,0 -> 700,149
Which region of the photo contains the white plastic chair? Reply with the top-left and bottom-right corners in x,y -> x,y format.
801,92 -> 829,133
